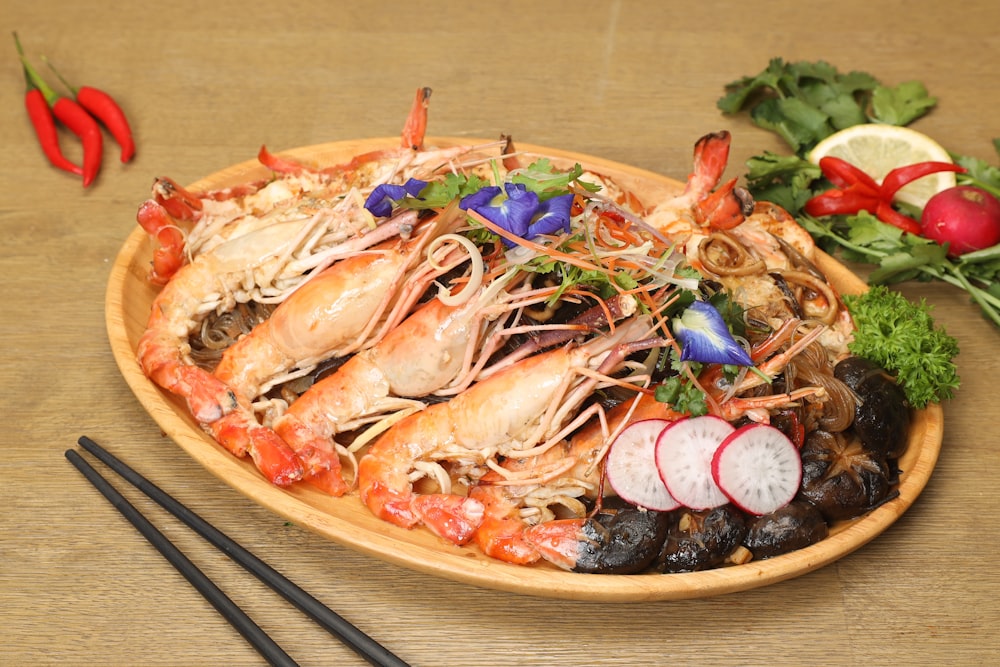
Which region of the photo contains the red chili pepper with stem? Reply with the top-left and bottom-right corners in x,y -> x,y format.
14,35 -> 103,187
44,56 -> 134,163
805,156 -> 965,235
13,33 -> 82,178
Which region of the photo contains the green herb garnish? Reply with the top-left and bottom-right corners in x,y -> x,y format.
718,58 -> 936,154
843,286 -> 960,408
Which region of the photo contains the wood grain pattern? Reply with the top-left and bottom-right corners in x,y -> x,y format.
6,3 -> 998,664
106,138 -> 943,602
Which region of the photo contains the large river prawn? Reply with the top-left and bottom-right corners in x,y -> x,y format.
134,98 -> 908,574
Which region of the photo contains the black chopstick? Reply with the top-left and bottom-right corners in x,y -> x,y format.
70,436 -> 410,667
65,448 -> 299,667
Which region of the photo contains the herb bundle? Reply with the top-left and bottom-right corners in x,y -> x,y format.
719,58 -> 1000,330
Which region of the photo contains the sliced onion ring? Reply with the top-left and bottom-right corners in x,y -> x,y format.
427,233 -> 485,306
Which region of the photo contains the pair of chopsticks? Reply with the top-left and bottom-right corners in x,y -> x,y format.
66,436 -> 410,667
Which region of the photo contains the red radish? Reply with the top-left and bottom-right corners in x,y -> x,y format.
655,415 -> 734,510
711,423 -> 802,516
606,419 -> 681,511
920,185 -> 1000,256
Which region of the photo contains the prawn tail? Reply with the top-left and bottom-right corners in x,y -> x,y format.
247,428 -> 305,487
521,519 -> 586,571
358,475 -> 421,529
273,415 -> 350,495
473,515 -> 541,565
209,413 -> 304,487
138,335 -> 239,425
295,444 -> 350,496
410,494 -> 485,546
525,511 -> 671,574
136,199 -> 187,285
696,177 -> 752,230
401,86 -> 432,150
686,130 -> 731,197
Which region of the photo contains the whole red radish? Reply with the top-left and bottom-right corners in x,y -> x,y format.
920,185 -> 1000,256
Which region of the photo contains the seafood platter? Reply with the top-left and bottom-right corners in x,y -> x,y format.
106,89 -> 942,601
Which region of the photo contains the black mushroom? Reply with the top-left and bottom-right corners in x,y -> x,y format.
743,500 -> 829,560
572,507 -> 671,575
834,356 -> 911,459
656,504 -> 748,573
798,429 -> 895,521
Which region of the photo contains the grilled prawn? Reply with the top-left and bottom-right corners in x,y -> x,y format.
356,317 -> 668,544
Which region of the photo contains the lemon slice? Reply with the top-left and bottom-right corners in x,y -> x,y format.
808,125 -> 956,209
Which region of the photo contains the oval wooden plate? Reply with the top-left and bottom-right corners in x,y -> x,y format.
106,137 -> 943,601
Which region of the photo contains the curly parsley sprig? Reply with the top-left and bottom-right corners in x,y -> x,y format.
842,286 -> 960,408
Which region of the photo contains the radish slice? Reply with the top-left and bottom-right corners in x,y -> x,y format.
711,423 -> 802,516
655,415 -> 734,510
606,419 -> 681,511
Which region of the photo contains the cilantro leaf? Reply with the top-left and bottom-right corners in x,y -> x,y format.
718,59 -> 935,156
749,97 -> 832,154
407,172 -> 488,209
744,152 -> 823,214
953,151 -> 1000,199
654,375 -> 708,417
870,80 -> 937,126
510,160 -> 600,199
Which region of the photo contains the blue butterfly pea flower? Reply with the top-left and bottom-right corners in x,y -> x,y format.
364,178 -> 428,218
526,193 -> 574,237
672,300 -> 754,366
458,185 -> 502,211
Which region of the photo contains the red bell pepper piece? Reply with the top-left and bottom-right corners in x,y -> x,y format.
805,154 -> 966,234
880,161 -> 965,200
817,156 -> 880,195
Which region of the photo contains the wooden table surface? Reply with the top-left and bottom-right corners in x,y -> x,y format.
3,2 -> 998,665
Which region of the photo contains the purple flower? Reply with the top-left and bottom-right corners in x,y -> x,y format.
458,185 -> 502,212
526,193 -> 574,237
463,183 -> 539,239
461,184 -> 574,246
364,178 -> 428,217
672,301 -> 753,366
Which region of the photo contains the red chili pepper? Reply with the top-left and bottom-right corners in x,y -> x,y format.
804,188 -> 881,218
805,155 -> 966,235
13,33 -> 82,178
14,35 -> 103,187
816,156 -> 880,195
51,98 -> 103,187
880,161 -> 965,200
44,57 -> 134,163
